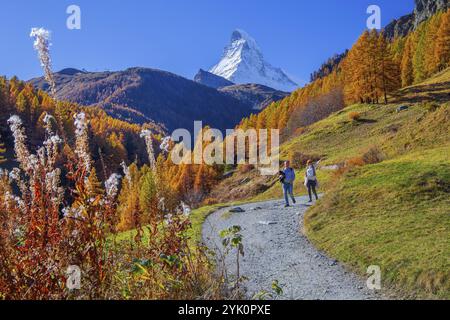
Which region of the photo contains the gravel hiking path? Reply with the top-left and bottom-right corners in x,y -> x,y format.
202,195 -> 382,300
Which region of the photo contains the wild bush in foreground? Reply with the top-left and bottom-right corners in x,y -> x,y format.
0,113 -> 227,300
0,113 -> 122,299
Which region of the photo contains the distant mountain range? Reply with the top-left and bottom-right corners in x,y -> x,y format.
209,29 -> 298,92
30,67 -> 287,133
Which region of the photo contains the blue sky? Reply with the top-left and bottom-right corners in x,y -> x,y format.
1,0 -> 414,84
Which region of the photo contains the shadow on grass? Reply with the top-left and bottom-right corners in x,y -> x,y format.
391,81 -> 450,104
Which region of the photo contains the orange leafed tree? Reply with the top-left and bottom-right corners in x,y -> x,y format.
377,32 -> 401,104
401,36 -> 414,87
435,9 -> 450,71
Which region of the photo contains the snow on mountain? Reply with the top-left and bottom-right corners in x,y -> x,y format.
210,29 -> 298,92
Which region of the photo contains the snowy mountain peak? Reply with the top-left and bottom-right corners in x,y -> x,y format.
230,29 -> 260,51
210,29 -> 298,92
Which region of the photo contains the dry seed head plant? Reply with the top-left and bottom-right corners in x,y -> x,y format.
0,111 -> 228,300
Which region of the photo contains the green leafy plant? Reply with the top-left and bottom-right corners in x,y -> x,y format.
220,225 -> 245,290
253,280 -> 284,300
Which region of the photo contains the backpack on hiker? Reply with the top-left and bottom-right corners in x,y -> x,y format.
304,164 -> 319,188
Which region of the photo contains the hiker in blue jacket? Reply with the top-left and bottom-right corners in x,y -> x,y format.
279,160 -> 296,207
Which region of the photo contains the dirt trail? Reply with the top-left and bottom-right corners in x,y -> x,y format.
202,196 -> 382,300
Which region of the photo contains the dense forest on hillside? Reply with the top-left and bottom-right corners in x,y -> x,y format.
0,76 -> 156,177
309,51 -> 348,82
0,76 -> 232,212
239,9 -> 450,138
0,77 -> 229,299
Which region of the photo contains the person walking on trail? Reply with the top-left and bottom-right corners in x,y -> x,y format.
305,160 -> 319,202
280,161 -> 296,207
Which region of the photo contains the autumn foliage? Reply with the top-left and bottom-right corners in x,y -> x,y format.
238,10 -> 450,137
0,79 -> 226,299
348,112 -> 361,121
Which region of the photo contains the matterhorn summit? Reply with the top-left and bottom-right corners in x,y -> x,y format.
210,29 -> 298,92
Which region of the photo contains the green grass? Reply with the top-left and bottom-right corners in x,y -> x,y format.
187,204 -> 228,244
114,223 -> 152,244
115,201 -> 249,248
113,206 -> 223,246
304,147 -> 450,299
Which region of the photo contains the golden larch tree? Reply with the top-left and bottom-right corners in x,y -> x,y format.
401,36 -> 415,87
435,10 -> 450,71
377,33 -> 401,104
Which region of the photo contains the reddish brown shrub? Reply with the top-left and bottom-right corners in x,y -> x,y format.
349,111 -> 361,121
346,156 -> 366,167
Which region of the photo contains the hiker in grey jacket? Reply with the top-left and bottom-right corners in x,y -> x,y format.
281,161 -> 296,207
305,160 -> 319,202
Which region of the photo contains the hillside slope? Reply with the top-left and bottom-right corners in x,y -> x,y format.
300,73 -> 450,299
279,68 -> 450,163
211,69 -> 450,204
305,146 -> 449,299
207,69 -> 450,298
